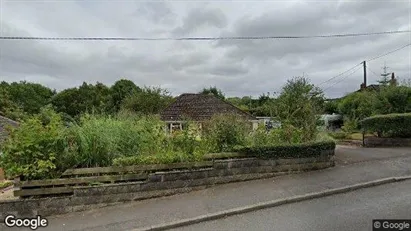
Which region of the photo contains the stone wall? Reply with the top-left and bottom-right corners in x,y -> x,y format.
364,137 -> 411,147
0,153 -> 335,221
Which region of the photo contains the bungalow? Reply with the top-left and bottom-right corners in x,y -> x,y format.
160,93 -> 259,132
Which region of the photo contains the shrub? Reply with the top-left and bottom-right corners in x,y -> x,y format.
341,119 -> 359,133
361,113 -> 411,138
233,141 -> 335,159
338,91 -> 378,121
0,109 -> 67,180
327,131 -> 347,140
273,77 -> 325,142
202,114 -> 251,152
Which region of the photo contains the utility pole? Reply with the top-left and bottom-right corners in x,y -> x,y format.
362,61 -> 367,88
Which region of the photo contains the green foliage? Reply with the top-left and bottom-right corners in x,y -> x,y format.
121,87 -> 173,115
107,79 -> 141,113
361,113 -> 411,138
327,131 -> 348,140
51,82 -> 111,119
273,77 -> 324,141
233,141 -> 335,159
202,114 -> 251,152
200,86 -> 225,100
324,100 -> 339,114
0,181 -> 13,190
63,114 -> 169,169
112,151 -> 199,166
0,81 -> 53,120
5,81 -> 55,115
0,108 -> 66,180
338,91 -> 378,122
337,85 -> 411,125
247,125 -> 304,147
373,86 -> 411,115
341,118 -> 359,133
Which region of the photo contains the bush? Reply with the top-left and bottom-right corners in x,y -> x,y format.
338,91 -> 378,121
202,114 -> 251,152
341,119 -> 359,133
0,108 -> 67,180
233,141 -> 335,159
327,131 -> 347,140
361,113 -> 411,138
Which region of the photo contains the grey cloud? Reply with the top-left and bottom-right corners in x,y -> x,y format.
0,1 -> 410,99
172,7 -> 228,36
134,1 -> 177,25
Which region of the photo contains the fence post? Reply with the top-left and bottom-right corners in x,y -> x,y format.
362,129 -> 365,147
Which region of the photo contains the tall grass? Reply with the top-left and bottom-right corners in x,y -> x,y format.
1,109 -> 327,180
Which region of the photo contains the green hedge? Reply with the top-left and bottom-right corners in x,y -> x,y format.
232,141 -> 336,159
361,113 -> 411,138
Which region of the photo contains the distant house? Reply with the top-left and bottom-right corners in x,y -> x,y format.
0,115 -> 19,142
255,116 -> 281,130
160,93 -> 259,132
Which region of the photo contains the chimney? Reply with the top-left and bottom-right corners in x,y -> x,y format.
390,72 -> 397,86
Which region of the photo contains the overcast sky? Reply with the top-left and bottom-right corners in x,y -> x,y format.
0,0 -> 410,98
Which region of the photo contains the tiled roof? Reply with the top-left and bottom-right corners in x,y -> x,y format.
160,93 -> 256,121
0,115 -> 19,141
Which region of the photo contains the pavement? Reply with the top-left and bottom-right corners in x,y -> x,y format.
173,180 -> 411,231
2,145 -> 411,231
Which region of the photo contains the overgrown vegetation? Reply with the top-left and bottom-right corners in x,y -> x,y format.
337,84 -> 411,131
0,77 -> 337,180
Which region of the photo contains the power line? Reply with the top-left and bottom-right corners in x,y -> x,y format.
0,30 -> 410,41
317,63 -> 362,86
318,42 -> 410,87
323,65 -> 363,92
366,43 -> 411,62
367,67 -> 380,78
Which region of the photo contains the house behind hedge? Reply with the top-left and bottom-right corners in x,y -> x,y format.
160,93 -> 259,132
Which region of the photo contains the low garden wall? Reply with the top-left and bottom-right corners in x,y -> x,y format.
364,137 -> 411,147
0,143 -> 335,221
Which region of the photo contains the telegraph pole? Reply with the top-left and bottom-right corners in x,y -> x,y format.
363,61 -> 367,88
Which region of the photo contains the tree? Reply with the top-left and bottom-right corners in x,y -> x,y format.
51,82 -> 111,119
373,85 -> 411,114
272,77 -> 325,141
324,100 -> 339,114
200,86 -> 225,100
0,83 -> 27,120
4,81 -> 54,115
108,79 -> 141,113
338,91 -> 378,123
121,87 -> 174,115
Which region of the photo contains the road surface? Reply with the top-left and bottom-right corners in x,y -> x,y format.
173,180 -> 411,231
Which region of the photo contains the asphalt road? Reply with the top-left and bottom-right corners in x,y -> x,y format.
173,180 -> 411,231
